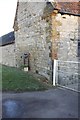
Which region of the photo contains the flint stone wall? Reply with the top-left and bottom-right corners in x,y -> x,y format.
53,13 -> 79,87
0,44 -> 16,67
14,2 -> 53,80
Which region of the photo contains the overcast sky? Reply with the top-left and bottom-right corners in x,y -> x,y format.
0,0 -> 17,36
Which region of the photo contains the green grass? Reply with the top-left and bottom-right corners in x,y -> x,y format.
2,65 -> 52,92
0,65 -> 2,90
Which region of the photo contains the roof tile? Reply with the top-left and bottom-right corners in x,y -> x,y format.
55,2 -> 80,15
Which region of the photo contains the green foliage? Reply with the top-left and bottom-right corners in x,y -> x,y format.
0,64 -> 2,90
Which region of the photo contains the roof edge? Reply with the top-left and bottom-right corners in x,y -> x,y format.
54,8 -> 80,17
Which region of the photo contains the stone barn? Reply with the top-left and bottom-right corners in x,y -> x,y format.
13,1 -> 80,90
51,2 -> 80,90
13,1 -> 54,80
0,31 -> 16,67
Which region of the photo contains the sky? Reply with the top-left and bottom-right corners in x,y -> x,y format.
0,0 -> 17,36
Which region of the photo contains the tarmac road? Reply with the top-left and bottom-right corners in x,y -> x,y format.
2,87 -> 78,118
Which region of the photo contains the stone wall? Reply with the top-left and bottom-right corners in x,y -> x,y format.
14,2 -> 79,83
0,44 -> 16,67
14,2 -> 53,80
52,12 -> 79,87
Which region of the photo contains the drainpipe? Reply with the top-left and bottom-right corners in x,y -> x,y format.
28,53 -> 30,71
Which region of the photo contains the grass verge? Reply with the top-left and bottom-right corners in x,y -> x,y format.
2,65 -> 52,92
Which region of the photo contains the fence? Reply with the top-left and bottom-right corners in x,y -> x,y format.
53,59 -> 79,92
